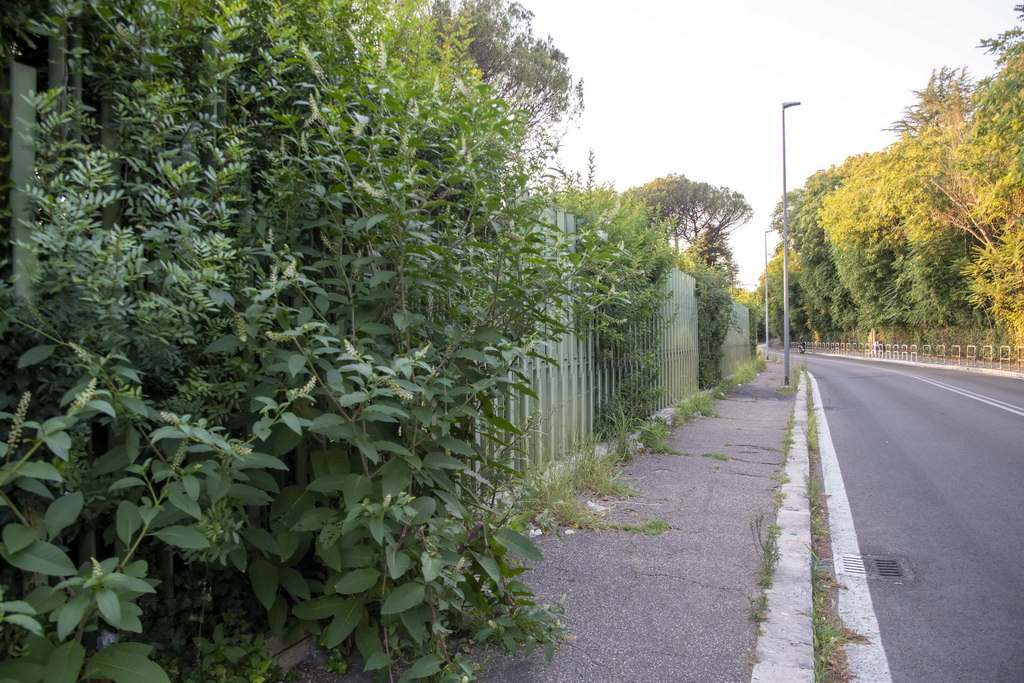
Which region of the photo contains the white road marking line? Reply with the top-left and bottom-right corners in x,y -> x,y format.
812,355 -> 1024,417
809,372 -> 894,683
898,373 -> 1024,417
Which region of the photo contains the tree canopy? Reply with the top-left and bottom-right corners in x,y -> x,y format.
628,173 -> 752,279
765,10 -> 1024,345
432,0 -> 584,141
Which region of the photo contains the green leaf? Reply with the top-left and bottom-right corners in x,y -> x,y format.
3,524 -> 37,554
3,539 -> 76,576
109,476 -> 145,492
386,546 -> 412,580
485,414 -> 522,434
281,411 -> 303,435
42,431 -> 72,460
278,566 -> 310,600
95,587 -> 122,628
420,552 -> 443,582
45,492 -> 84,539
116,501 -> 142,545
494,528 -> 545,563
309,413 -> 352,439
4,613 -> 43,636
0,660 -> 46,682
335,567 -> 380,594
408,497 -> 436,524
323,599 -> 364,649
293,594 -> 346,621
18,345 -> 57,368
381,463 -> 411,498
153,526 -> 210,550
402,654 -> 442,680
363,651 -> 393,671
307,473 -> 347,493
380,582 -> 424,615
287,353 -> 306,377
13,461 -> 62,482
337,391 -> 368,408
55,595 -> 90,640
85,399 -> 117,417
83,642 -> 171,683
249,559 -> 279,612
120,396 -> 150,419
471,551 -> 503,586
423,452 -> 464,470
167,489 -> 202,521
437,435 -> 475,456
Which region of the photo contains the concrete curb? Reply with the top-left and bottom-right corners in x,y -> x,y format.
750,374 -> 814,682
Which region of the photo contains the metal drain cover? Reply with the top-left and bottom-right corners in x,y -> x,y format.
836,555 -> 910,580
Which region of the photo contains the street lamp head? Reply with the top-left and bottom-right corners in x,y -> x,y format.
783,101 -> 801,109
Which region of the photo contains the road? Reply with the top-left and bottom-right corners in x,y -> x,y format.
808,354 -> 1024,683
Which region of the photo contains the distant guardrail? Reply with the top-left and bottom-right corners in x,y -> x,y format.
780,341 -> 1024,373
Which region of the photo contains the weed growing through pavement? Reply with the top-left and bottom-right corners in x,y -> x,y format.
611,519 -> 671,535
749,510 -> 781,630
751,510 -> 781,589
805,384 -> 819,452
701,452 -> 730,461
637,419 -> 680,454
674,391 -> 718,423
605,409 -> 641,462
717,357 -> 767,397
805,384 -> 865,681
749,593 -> 770,631
519,436 -> 635,530
776,360 -> 801,395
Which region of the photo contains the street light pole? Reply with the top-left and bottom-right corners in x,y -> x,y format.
782,101 -> 800,386
764,229 -> 771,350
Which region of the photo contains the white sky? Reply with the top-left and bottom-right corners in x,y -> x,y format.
519,0 -> 1021,289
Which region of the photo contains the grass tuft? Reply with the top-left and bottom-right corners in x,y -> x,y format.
518,437 -> 635,530
611,519 -> 671,535
674,391 -> 718,423
700,452 -> 729,461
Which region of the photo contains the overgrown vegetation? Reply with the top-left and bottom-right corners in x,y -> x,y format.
0,1 -> 617,679
0,1 -> 756,679
518,437 -> 635,532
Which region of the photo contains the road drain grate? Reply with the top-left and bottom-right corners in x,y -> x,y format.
837,555 -> 866,575
872,557 -> 903,577
836,555 -> 907,579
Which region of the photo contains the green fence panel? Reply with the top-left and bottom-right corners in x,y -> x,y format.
721,299 -> 751,378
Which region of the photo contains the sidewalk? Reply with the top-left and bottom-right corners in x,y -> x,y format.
481,359 -> 802,683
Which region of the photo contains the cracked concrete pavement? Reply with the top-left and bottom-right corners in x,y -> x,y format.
481,360 -> 797,683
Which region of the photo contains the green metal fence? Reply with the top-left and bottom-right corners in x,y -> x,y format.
504,214 -> 742,467
721,299 -> 751,379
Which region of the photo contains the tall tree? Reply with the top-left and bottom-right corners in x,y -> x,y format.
628,173 -> 752,278
966,6 -> 1024,341
432,0 -> 583,140
778,167 -> 858,338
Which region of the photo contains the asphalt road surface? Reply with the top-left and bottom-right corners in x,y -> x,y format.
808,355 -> 1024,683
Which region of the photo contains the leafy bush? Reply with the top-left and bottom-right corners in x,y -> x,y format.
0,0 -> 616,679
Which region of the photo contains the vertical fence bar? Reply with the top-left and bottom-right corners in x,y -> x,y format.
10,62 -> 37,297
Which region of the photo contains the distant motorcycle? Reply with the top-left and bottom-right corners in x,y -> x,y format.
798,341 -> 806,354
